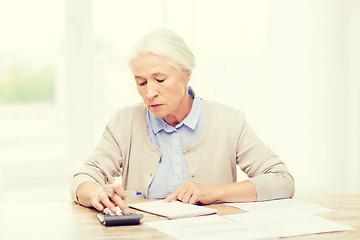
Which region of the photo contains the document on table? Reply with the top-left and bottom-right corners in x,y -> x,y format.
224,209 -> 355,238
129,200 -> 217,219
225,198 -> 334,214
146,214 -> 275,240
147,210 -> 354,240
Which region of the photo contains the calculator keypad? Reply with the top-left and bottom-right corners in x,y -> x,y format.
97,207 -> 144,226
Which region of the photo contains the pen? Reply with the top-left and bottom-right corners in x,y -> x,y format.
125,191 -> 142,196
106,190 -> 142,195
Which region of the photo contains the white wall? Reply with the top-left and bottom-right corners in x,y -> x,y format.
262,0 -> 360,195
204,1 -> 359,195
63,0 -> 97,173
206,0 -> 359,195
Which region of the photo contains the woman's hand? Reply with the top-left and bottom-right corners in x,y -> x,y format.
164,180 -> 258,204
77,182 -> 130,214
164,180 -> 218,204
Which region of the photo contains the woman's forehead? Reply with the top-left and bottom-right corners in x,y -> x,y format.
131,53 -> 177,75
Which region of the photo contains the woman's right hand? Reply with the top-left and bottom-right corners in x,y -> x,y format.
77,182 -> 130,214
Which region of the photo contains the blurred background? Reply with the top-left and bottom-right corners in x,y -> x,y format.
0,0 -> 359,202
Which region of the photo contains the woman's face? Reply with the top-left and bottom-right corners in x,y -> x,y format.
131,53 -> 191,121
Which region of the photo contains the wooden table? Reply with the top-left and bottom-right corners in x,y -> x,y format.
0,195 -> 359,240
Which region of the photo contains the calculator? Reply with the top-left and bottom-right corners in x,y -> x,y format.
97,207 -> 144,226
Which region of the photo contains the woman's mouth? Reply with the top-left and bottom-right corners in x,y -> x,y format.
150,104 -> 163,109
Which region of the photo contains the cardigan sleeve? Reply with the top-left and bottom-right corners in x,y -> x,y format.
236,120 -> 295,201
70,112 -> 125,203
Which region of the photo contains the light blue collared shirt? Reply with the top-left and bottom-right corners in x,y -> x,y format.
146,87 -> 206,199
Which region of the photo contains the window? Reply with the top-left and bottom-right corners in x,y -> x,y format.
0,0 -> 66,201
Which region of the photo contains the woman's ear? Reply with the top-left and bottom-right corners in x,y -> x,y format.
184,70 -> 192,85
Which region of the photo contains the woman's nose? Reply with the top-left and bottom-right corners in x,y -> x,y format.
146,83 -> 159,99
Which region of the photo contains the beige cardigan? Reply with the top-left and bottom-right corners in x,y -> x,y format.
71,101 -> 295,202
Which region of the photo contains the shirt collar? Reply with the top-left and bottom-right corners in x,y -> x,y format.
148,86 -> 202,134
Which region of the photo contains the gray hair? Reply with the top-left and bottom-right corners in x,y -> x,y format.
128,28 -> 195,74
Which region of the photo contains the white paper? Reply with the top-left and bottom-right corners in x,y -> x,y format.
225,198 -> 334,214
225,210 -> 354,238
129,200 -> 217,219
146,214 -> 275,240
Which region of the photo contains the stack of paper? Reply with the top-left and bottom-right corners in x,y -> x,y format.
147,214 -> 274,240
144,199 -> 354,240
225,209 -> 354,238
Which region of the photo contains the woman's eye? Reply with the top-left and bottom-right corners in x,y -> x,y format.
156,79 -> 165,83
138,81 -> 147,86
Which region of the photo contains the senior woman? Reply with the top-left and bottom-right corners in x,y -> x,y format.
71,29 -> 294,214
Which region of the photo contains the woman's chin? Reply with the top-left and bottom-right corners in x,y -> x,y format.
149,110 -> 166,119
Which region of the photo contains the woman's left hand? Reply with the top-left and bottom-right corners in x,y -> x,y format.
164,180 -> 218,204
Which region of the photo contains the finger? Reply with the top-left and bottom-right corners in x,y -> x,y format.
111,194 -> 130,214
104,190 -> 115,195
113,183 -> 126,199
102,185 -> 115,196
176,187 -> 188,202
164,190 -> 179,202
180,189 -> 193,203
99,192 -> 117,212
188,192 -> 199,205
91,195 -> 105,211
